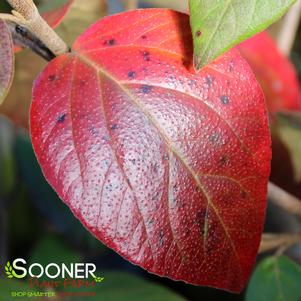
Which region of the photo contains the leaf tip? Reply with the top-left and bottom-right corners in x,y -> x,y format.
193,54 -> 203,72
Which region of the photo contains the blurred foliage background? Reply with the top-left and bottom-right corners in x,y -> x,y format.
1,1 -> 301,301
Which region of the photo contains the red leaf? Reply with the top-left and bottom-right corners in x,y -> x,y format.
41,0 -> 74,29
238,32 -> 301,113
30,9 -> 271,292
0,19 -> 14,104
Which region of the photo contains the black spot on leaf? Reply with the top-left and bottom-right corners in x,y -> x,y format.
107,39 -> 116,46
57,113 -> 67,123
158,231 -> 165,246
152,163 -> 159,173
102,134 -> 110,142
147,219 -> 153,226
195,30 -> 202,37
209,133 -> 220,144
240,191 -> 247,199
141,85 -> 152,94
220,95 -> 230,105
142,51 -> 150,61
228,60 -> 234,72
48,74 -> 56,81
152,192 -> 159,201
219,155 -> 229,166
205,75 -> 213,86
195,210 -> 206,225
128,71 -> 136,79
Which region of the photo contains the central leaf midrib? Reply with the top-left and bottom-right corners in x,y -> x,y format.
76,52 -> 244,277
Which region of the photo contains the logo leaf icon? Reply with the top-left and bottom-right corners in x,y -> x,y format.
5,262 -> 14,279
94,276 -> 104,283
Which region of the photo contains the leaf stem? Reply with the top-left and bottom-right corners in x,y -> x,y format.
268,182 -> 301,218
2,0 -> 68,56
259,233 -> 301,253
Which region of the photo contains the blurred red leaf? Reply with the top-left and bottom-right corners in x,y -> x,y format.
30,9 -> 271,292
41,0 -> 74,29
238,32 -> 301,113
0,19 -> 14,104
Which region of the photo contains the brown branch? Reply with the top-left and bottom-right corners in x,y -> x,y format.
2,0 -> 68,56
259,233 -> 301,253
275,0 -> 301,56
268,182 -> 301,218
124,0 -> 138,10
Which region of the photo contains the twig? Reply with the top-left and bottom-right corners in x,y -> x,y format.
124,0 -> 138,10
6,21 -> 55,61
268,182 -> 301,218
259,233 -> 301,253
1,0 -> 68,56
275,0 -> 301,56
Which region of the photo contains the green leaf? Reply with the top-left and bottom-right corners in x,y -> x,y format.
276,112 -> 301,182
246,256 -> 301,301
0,279 -> 38,300
189,0 -> 297,69
66,272 -> 187,301
30,235 -> 81,268
29,235 -> 81,283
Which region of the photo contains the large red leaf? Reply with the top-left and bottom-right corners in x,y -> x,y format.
0,19 -> 13,105
238,32 -> 301,113
30,9 -> 271,292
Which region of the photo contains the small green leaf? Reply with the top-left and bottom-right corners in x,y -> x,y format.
246,256 -> 301,301
276,112 -> 301,182
189,0 -> 297,69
